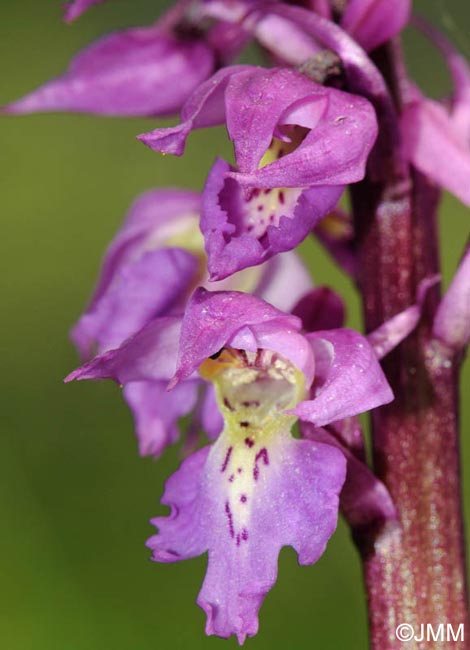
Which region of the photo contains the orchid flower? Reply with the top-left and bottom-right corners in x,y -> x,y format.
3,3 -> 215,117
4,1 -> 469,646
401,20 -> 470,206
139,65 -> 377,278
203,0 -> 411,57
70,190 -> 312,457
67,288 -> 393,641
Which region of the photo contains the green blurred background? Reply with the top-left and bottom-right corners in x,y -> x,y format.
0,1 -> 469,648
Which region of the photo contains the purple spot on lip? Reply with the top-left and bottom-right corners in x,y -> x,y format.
242,400 -> 260,407
225,502 -> 234,538
253,447 -> 269,481
240,494 -> 247,503
229,474 -> 235,483
236,528 -> 249,546
237,467 -> 242,474
256,448 -> 269,464
244,437 -> 254,448
223,397 -> 235,412
221,446 -> 232,473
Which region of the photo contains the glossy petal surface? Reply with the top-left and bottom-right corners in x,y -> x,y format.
4,29 -> 214,117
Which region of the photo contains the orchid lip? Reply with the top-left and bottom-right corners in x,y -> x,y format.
199,346 -> 307,437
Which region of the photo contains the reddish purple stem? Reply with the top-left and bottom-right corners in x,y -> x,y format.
350,40 -> 469,650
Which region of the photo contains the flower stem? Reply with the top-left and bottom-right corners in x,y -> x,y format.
350,42 -> 469,650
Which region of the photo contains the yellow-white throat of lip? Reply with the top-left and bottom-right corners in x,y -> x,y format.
200,347 -> 306,444
200,348 -> 306,548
